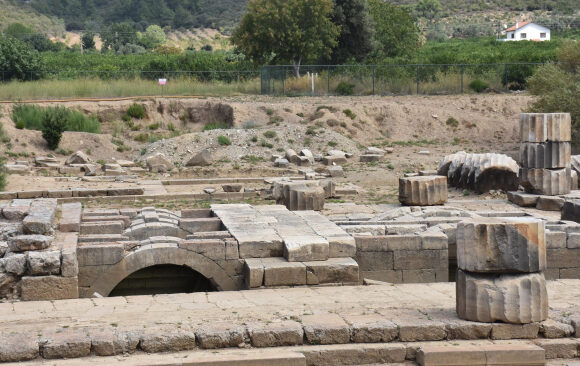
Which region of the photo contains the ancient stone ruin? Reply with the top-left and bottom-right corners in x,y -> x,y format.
398,175 -> 448,206
456,218 -> 548,324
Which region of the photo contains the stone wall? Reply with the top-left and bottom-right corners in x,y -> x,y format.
544,220 -> 580,279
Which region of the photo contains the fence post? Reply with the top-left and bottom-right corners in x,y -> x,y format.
327,66 -> 330,95
372,65 -> 376,95
282,66 -> 285,96
416,65 -> 420,95
460,65 -> 464,93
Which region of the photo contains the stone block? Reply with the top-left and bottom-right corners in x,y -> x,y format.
399,176 -> 448,206
22,198 -> 57,235
3,254 -> 26,275
283,235 -> 329,262
402,269 -> 436,283
520,142 -> 571,169
285,149 -> 299,164
21,276 -> 78,301
302,314 -> 350,345
40,330 -> 91,359
196,322 -> 246,349
387,235 -> 422,251
59,202 -> 82,232
397,318 -> 447,341
0,333 -> 39,362
540,319 -> 574,338
90,329 -> 140,356
520,167 -> 571,196
534,338 -> 580,359
80,221 -> 124,235
445,320 -> 492,339
356,251 -> 394,271
274,158 -> 289,168
304,258 -> 359,285
536,196 -> 565,211
484,344 -> 545,365
393,250 -> 447,270
8,235 -> 53,252
343,314 -> 397,343
247,321 -> 303,347
262,258 -> 306,286
417,345 -> 486,366
222,184 -> 243,193
562,199 -> 580,224
287,186 -> 325,211
179,218 -> 223,233
507,191 -> 540,207
139,327 -> 196,353
457,269 -> 548,324
457,218 -> 546,273
300,343 -> 405,366
179,240 -> 226,261
77,244 -> 124,266
547,248 -> 580,268
1,199 -> 31,221
360,154 -> 382,163
328,236 -> 357,258
327,166 -> 344,178
520,112 -> 571,143
27,250 -> 61,275
361,269 -> 403,283
546,230 -> 566,249
323,155 -> 347,165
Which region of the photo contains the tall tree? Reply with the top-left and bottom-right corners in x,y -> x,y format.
81,32 -> 96,50
368,0 -> 421,58
331,0 -> 375,63
100,23 -> 139,52
415,0 -> 441,20
232,0 -> 340,76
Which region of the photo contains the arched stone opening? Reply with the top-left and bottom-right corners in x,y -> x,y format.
109,264 -> 217,297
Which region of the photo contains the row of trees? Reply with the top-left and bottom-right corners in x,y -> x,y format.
232,0 -> 422,76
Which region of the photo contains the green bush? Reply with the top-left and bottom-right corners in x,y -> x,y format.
127,103 -> 146,119
12,105 -> 100,133
263,130 -> 277,139
343,109 -> 357,120
468,79 -> 489,93
41,108 -> 68,150
446,117 -> 459,128
148,123 -> 160,130
0,156 -> 6,191
203,122 -> 230,131
335,81 -> 355,96
217,135 -> 231,146
134,133 -> 149,142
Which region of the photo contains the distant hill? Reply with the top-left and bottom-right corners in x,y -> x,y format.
6,0 -> 249,32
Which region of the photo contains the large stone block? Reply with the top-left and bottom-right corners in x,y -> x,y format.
0,333 -> 39,362
520,167 -> 571,196
283,235 -> 329,262
457,218 -> 546,273
21,276 -> 78,301
304,258 -> 359,285
22,199 -> 57,235
520,142 -> 571,169
27,250 -> 61,275
456,269 -> 548,324
520,113 -> 571,143
59,202 -> 82,232
562,199 -> 580,223
287,186 -> 325,211
262,258 -> 306,286
8,235 -> 53,252
399,176 -> 448,206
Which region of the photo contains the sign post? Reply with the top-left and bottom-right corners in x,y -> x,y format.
158,78 -> 167,97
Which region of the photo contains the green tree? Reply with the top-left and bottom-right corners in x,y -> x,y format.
415,0 -> 441,20
331,0 -> 375,63
81,32 -> 96,50
0,36 -> 44,81
100,23 -> 138,52
232,0 -> 340,76
139,25 -> 166,50
368,0 -> 421,58
41,108 -> 68,150
3,23 -> 57,52
528,41 -> 580,142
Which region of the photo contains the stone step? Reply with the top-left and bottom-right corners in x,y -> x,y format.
79,221 -> 124,235
77,234 -> 129,243
417,343 -> 545,366
244,257 -> 359,288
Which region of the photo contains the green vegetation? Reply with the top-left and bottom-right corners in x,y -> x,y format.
127,103 -> 146,119
12,105 -> 100,133
0,36 -> 44,82
241,155 -> 264,164
217,135 -> 232,146
263,131 -> 277,139
203,122 -> 230,131
331,0 -> 375,63
40,107 -> 67,149
335,81 -> 355,96
528,40 -> 580,143
0,155 -> 6,191
446,117 -> 459,128
368,0 -> 421,58
469,79 -> 489,93
343,109 -> 357,120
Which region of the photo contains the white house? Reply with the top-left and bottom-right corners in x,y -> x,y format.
502,21 -> 550,41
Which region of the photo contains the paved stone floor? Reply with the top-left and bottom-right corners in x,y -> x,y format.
1,280 -> 579,339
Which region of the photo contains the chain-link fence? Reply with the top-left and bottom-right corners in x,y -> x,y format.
261,63 -> 547,96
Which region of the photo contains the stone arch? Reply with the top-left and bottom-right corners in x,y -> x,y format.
87,245 -> 238,296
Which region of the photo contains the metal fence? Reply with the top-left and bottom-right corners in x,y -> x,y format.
260,63 -> 548,96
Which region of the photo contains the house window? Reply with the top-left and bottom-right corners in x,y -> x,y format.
520,33 -> 527,39
511,33 -> 515,39
540,32 -> 546,38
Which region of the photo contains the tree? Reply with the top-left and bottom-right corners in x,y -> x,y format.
139,25 -> 166,50
81,32 -> 96,50
528,41 -> 580,143
100,23 -> 138,52
330,0 -> 375,63
0,36 -> 44,81
41,108 -> 68,150
232,0 -> 340,76
415,0 -> 441,20
3,23 -> 57,52
368,0 -> 421,58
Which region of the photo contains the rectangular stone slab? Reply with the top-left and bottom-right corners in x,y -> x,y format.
457,218 -> 546,273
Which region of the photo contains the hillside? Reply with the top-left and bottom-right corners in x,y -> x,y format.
0,0 -> 65,35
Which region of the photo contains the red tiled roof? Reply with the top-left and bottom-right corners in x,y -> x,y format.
506,20 -> 531,32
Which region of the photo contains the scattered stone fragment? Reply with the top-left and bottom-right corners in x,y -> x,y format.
327,166 -> 344,178
222,184 -> 243,193
203,188 -> 216,195
507,191 -> 539,207
360,154 -> 382,163
185,149 -> 212,167
285,149 -> 299,164
274,158 -> 289,168
399,176 -> 448,206
65,151 -> 91,165
364,147 -> 385,155
536,196 -> 565,211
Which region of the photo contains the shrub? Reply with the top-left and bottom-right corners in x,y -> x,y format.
41,108 -> 68,150
217,135 -> 231,146
265,108 -> 274,116
260,139 -> 273,148
316,105 -> 338,113
167,123 -> 176,132
343,109 -> 357,120
203,122 -> 229,131
12,105 -> 100,133
148,123 -> 160,130
0,156 -> 6,191
328,141 -> 338,147
251,135 -> 258,143
263,131 -> 277,139
127,103 -> 146,119
446,117 -> 459,128
335,81 -> 355,96
241,155 -> 264,164
306,126 -> 318,135
468,79 -> 489,93
134,133 -> 149,142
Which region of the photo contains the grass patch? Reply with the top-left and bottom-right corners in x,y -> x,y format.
12,105 -> 100,133
260,139 -> 273,148
217,135 -> 231,146
127,103 -> 146,119
316,105 -> 338,113
148,123 -> 160,130
134,133 -> 149,143
263,131 -> 277,139
203,122 -> 230,131
446,117 -> 459,128
328,141 -> 338,147
241,155 -> 264,164
343,109 -> 357,120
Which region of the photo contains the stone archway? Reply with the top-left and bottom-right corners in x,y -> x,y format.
86,245 -> 239,297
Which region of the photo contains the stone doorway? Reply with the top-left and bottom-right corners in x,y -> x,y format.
109,264 -> 217,297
